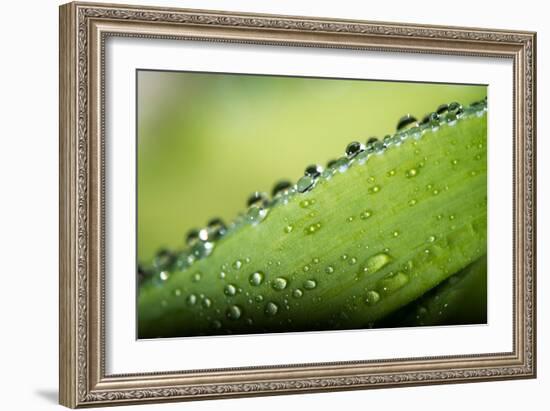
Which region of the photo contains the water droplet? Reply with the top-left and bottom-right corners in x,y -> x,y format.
366,137 -> 385,153
186,294 -> 197,306
303,279 -> 317,290
272,180 -> 293,197
265,302 -> 279,316
272,277 -> 288,291
427,235 -> 436,243
173,288 -> 181,297
436,104 -> 449,115
249,271 -> 265,286
175,252 -> 194,272
192,272 -> 202,282
392,230 -> 400,238
433,189 -> 440,195
224,284 -> 237,296
368,185 -> 381,194
364,253 -> 392,275
247,192 -> 268,208
284,224 -> 294,233
233,260 -> 243,270
159,271 -> 169,281
365,290 -> 380,306
246,205 -> 269,225
449,215 -> 455,221
293,289 -> 303,298
186,229 -> 200,247
302,264 -> 310,272
406,168 -> 418,178
305,164 -> 323,179
304,222 -> 322,235
347,216 -> 354,222
206,218 -> 227,241
325,265 -> 335,274
408,199 -> 417,206
300,199 -> 316,208
153,249 -> 175,270
191,240 -> 214,259
377,271 -> 410,295
387,169 -> 396,177
219,271 -> 227,279
349,257 -> 357,265
226,305 -> 242,320
312,257 -> 320,264
360,210 -> 373,219
345,141 -> 366,159
420,112 -> 440,127
451,159 -> 459,166
202,297 -> 212,308
396,114 -> 418,131
297,175 -> 315,193
255,294 -> 264,302
341,254 -> 348,261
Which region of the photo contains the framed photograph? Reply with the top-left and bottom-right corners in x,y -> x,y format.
59,2 -> 537,408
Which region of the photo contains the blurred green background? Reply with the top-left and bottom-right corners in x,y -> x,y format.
137,71 -> 486,263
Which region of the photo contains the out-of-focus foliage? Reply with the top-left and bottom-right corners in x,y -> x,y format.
137,71 -> 486,262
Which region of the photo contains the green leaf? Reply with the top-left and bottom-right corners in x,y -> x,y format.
138,102 -> 487,338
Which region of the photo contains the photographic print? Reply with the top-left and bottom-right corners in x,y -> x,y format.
136,71 -> 487,338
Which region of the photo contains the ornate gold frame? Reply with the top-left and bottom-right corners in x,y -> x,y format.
59,1 -> 536,408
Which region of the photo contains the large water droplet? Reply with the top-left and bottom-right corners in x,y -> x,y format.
265,302 -> 279,316
345,141 -> 366,159
249,271 -> 265,286
296,175 -> 315,193
186,294 -> 197,306
246,205 -> 269,225
293,289 -> 303,298
247,192 -> 268,208
303,279 -> 317,290
366,137 -> 385,153
365,290 -> 380,306
420,112 -> 440,129
305,164 -> 323,179
226,305 -> 242,320
377,271 -> 410,295
224,283 -> 237,296
436,104 -> 449,115
272,180 -> 293,197
325,265 -> 335,274
272,277 -> 288,291
153,249 -> 174,270
364,253 -> 392,275
206,218 -> 226,241
396,114 -> 418,131
186,229 -> 200,247
191,241 -> 214,259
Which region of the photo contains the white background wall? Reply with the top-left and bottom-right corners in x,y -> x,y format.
0,0 -> 546,409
